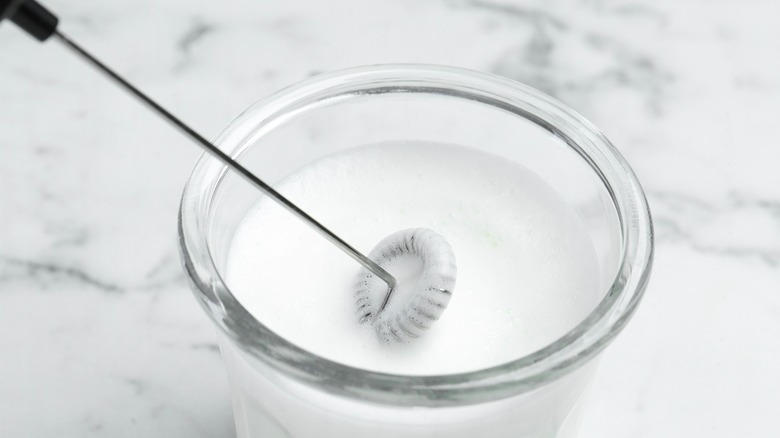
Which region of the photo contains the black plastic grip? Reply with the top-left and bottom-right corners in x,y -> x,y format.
0,0 -> 24,21
1,0 -> 58,41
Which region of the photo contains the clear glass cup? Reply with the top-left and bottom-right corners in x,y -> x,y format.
178,65 -> 653,438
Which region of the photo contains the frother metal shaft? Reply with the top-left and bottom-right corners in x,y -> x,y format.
50,30 -> 397,298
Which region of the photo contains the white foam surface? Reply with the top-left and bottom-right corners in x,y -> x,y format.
226,141 -> 600,375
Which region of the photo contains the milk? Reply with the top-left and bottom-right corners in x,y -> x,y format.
222,141 -> 601,436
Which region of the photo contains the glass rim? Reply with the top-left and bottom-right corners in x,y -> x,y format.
178,64 -> 654,406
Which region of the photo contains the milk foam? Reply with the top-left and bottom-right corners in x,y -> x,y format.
225,141 -> 600,375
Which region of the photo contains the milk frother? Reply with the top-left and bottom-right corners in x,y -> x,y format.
1,1 -> 467,342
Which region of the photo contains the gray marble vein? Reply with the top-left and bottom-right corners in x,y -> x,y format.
0,256 -> 124,292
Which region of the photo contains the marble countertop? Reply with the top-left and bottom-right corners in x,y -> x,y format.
1,0 -> 778,436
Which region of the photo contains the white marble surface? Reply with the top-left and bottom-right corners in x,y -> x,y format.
1,0 -> 778,436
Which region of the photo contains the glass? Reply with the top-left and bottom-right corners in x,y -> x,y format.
178,65 -> 653,438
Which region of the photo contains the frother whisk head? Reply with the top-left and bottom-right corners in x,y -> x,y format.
356,228 -> 457,343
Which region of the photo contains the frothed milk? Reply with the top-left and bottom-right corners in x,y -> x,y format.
225,141 -> 600,375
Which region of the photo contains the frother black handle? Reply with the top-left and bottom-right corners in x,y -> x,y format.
1,0 -> 58,41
